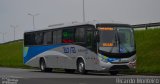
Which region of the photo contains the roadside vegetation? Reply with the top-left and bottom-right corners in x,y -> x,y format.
0,40 -> 29,68
135,28 -> 160,74
0,28 -> 160,74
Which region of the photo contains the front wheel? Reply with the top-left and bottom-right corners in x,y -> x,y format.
77,60 -> 87,74
40,58 -> 52,72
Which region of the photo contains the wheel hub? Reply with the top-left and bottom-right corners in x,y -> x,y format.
79,62 -> 84,72
41,62 -> 44,70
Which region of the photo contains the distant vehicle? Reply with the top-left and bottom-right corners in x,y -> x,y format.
23,22 -> 136,75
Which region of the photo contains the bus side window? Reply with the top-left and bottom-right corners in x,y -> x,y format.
75,27 -> 85,46
62,28 -> 75,43
86,31 -> 94,48
52,31 -> 57,45
75,28 -> 85,43
35,32 -> 43,45
24,33 -> 35,46
43,31 -> 52,45
24,33 -> 29,45
57,30 -> 62,44
85,26 -> 97,52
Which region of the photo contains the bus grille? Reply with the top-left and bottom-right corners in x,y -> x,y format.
110,62 -> 129,64
109,65 -> 129,71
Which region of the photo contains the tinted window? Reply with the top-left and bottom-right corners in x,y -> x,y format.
24,33 -> 35,45
52,31 -> 57,44
62,28 -> 75,43
43,31 -> 52,45
85,26 -> 97,51
75,28 -> 85,42
35,32 -> 43,45
57,30 -> 62,43
86,31 -> 94,49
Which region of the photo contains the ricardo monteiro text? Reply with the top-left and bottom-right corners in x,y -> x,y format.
116,78 -> 135,84
116,78 -> 160,84
137,78 -> 159,84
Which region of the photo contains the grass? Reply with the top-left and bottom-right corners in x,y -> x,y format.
0,29 -> 160,74
135,29 -> 160,74
0,40 -> 29,68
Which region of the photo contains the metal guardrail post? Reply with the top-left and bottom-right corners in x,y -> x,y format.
132,22 -> 160,29
145,24 -> 148,30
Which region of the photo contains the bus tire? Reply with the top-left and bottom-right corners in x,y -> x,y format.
40,58 -> 52,72
64,69 -> 75,73
109,71 -> 118,75
77,59 -> 87,74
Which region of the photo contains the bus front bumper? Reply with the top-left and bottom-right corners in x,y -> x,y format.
99,61 -> 136,72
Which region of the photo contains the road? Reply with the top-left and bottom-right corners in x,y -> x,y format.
0,67 -> 123,78
0,67 -> 160,84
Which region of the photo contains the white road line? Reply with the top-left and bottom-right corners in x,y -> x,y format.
0,75 -> 23,78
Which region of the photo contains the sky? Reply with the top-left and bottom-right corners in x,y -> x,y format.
0,0 -> 160,43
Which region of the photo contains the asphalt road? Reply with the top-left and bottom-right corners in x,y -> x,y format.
0,67 -> 122,78
0,67 -> 160,84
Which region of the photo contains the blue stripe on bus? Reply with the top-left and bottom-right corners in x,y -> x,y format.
24,44 -> 67,63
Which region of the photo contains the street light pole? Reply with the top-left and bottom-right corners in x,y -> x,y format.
0,32 -> 6,43
10,25 -> 18,41
82,0 -> 85,22
3,33 -> 5,43
0,33 -> 2,43
28,13 -> 39,29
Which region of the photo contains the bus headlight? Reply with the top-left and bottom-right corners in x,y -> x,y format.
129,60 -> 136,68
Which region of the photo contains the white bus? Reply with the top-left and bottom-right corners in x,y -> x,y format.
23,22 -> 136,75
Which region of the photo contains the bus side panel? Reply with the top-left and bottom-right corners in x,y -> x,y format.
25,57 -> 40,67
23,44 -> 102,71
84,50 -> 102,70
23,44 -> 64,67
45,49 -> 69,68
51,44 -> 102,70
47,45 -> 84,69
23,46 -> 40,67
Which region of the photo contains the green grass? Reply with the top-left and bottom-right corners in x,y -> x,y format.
0,29 -> 160,74
135,29 -> 160,74
0,40 -> 28,68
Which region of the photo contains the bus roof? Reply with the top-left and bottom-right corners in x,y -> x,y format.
24,21 -> 131,33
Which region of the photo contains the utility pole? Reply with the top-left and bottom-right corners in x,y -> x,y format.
82,0 -> 85,22
28,13 -> 39,29
10,25 -> 18,41
0,32 -> 6,43
0,32 -> 2,43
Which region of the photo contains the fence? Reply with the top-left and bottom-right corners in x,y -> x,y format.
132,22 -> 160,30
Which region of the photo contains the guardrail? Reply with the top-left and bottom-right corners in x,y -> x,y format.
0,39 -> 23,45
132,22 -> 160,30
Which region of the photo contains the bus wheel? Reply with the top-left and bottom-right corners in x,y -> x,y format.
77,60 -> 87,74
40,58 -> 52,72
109,71 -> 119,75
64,69 -> 75,73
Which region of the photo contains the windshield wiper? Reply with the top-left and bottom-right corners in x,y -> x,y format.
117,30 -> 130,53
120,44 -> 130,53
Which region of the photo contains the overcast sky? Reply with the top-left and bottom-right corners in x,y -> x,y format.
0,0 -> 160,43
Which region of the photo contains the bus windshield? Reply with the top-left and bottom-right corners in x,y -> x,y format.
117,28 -> 135,53
99,27 -> 135,53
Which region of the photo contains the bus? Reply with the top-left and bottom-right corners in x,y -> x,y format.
23,22 -> 136,75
